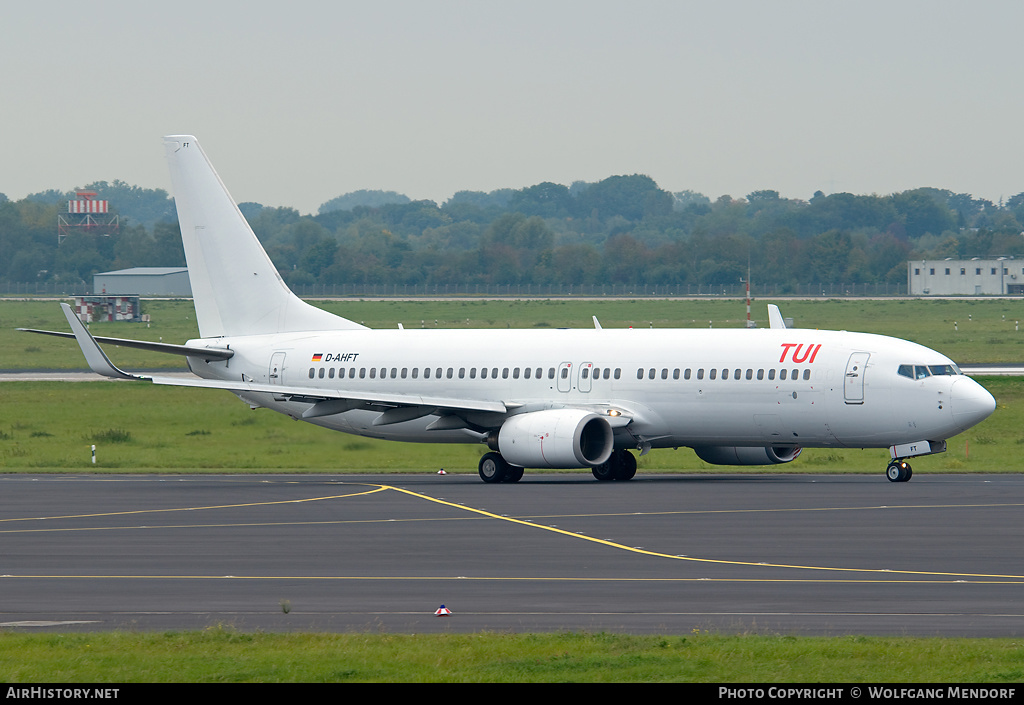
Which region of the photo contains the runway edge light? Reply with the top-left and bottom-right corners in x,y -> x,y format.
435,605 -> 452,616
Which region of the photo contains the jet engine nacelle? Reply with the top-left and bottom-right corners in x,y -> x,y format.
693,445 -> 802,466
498,409 -> 614,469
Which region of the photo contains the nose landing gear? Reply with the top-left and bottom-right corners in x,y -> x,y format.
886,460 -> 913,482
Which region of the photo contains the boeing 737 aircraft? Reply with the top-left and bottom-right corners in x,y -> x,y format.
23,136 -> 997,483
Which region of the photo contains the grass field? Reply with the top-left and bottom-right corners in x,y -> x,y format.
3,629 -> 1024,682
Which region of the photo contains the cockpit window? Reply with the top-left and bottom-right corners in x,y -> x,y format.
899,363 -> 961,379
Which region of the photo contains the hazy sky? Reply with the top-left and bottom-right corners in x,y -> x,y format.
3,1 -> 1023,214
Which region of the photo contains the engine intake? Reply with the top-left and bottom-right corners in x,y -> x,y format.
693,445 -> 802,466
498,409 -> 614,468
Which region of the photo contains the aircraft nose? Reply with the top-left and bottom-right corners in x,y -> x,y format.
950,378 -> 996,431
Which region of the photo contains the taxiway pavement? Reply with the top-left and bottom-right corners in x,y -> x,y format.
1,472 -> 1021,636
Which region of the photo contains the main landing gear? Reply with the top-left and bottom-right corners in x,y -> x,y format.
886,460 -> 913,483
591,449 -> 637,482
477,449 -> 638,483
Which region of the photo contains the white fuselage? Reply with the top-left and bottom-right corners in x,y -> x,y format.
185,326 -> 994,452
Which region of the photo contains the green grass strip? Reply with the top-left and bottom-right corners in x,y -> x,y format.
2,629 -> 1024,682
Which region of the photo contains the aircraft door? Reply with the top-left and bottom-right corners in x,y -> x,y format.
844,352 -> 869,404
557,362 -> 573,392
269,352 -> 286,385
578,362 -> 594,393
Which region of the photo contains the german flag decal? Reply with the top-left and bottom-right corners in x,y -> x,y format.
311,353 -> 323,362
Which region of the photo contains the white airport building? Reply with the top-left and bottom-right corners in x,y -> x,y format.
93,267 -> 192,297
908,259 -> 1024,295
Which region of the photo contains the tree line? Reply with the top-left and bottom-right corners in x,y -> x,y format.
2,175 -> 1024,292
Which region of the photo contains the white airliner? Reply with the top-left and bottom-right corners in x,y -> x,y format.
24,136 -> 997,483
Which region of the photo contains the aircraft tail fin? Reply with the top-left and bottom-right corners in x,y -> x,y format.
163,136 -> 365,338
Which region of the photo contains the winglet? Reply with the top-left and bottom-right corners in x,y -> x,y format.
592,316 -> 602,330
767,304 -> 787,330
60,303 -> 147,381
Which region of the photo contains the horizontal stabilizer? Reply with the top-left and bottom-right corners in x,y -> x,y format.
18,326 -> 233,361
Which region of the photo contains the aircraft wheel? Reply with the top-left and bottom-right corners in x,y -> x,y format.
886,461 -> 911,482
613,450 -> 637,481
592,459 -> 616,481
504,465 -> 525,483
479,452 -> 509,483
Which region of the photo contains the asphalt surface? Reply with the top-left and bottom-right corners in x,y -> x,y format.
1,472 -> 1023,636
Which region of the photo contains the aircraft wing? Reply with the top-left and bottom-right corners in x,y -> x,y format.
53,302 -> 508,415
